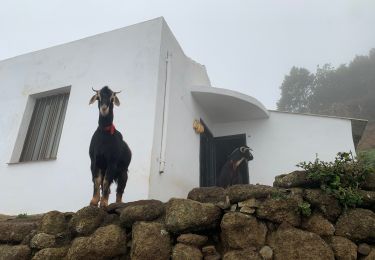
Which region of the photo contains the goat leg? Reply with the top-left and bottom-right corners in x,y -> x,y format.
100,177 -> 111,208
90,170 -> 102,206
116,170 -> 128,203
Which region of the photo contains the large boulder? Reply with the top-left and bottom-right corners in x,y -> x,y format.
0,245 -> 30,260
66,224 -> 126,260
131,221 -> 171,260
39,211 -> 69,235
328,236 -> 357,260
256,196 -> 301,227
32,247 -> 69,260
188,187 -> 229,209
165,198 -> 221,233
273,171 -> 318,188
68,206 -> 107,236
223,249 -> 262,260
0,221 -> 38,243
301,212 -> 335,236
119,200 -> 164,227
335,208 -> 375,242
30,232 -> 56,249
303,189 -> 342,222
172,243 -> 203,260
227,185 -> 286,203
364,249 -> 375,260
267,224 -> 334,260
221,212 -> 267,250
177,234 -> 208,248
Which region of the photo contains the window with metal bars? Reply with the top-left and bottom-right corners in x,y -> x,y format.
20,92 -> 70,162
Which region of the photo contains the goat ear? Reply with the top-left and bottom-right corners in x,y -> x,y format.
89,94 -> 98,105
113,95 -> 120,106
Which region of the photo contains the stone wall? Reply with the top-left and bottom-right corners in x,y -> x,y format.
1,170 -> 375,260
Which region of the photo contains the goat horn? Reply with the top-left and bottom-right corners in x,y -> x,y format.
240,147 -> 250,153
92,87 -> 99,93
113,90 -> 122,95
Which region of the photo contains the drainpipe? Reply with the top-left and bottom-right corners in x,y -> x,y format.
159,52 -> 171,173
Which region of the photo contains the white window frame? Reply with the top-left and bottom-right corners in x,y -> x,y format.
9,86 -> 71,164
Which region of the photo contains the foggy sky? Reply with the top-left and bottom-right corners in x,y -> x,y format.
1,0 -> 374,108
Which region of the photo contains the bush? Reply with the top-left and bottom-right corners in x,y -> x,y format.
297,152 -> 373,209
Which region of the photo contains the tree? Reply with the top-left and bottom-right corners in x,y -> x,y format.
277,67 -> 314,113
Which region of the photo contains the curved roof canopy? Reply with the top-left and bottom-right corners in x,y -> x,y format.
191,86 -> 269,123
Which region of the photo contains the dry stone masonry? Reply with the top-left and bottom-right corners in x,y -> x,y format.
0,170 -> 375,259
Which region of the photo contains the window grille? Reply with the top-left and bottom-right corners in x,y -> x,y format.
20,92 -> 70,162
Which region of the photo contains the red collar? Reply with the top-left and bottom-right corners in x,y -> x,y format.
103,124 -> 116,135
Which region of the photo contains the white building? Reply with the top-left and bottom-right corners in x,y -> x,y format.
0,18 -> 366,214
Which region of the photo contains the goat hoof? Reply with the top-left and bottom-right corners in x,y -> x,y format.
90,199 -> 99,207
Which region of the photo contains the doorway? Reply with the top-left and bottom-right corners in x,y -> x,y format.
200,122 -> 249,187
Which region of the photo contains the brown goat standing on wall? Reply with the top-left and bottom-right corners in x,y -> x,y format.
89,86 -> 132,208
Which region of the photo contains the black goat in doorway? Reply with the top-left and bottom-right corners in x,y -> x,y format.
217,146 -> 253,188
89,86 -> 132,208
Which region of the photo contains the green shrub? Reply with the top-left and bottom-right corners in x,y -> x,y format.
297,152 -> 373,209
298,201 -> 312,216
16,213 -> 28,219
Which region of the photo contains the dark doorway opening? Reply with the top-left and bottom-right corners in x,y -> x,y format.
199,121 -> 216,187
200,121 -> 249,187
214,134 -> 249,185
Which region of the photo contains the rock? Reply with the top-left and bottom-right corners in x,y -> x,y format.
39,211 -> 69,235
66,224 -> 126,260
102,213 -> 120,226
0,245 -> 31,260
303,189 -> 342,222
273,170 -> 319,188
335,208 -> 375,242
69,206 -> 107,236
0,221 -> 38,243
364,249 -> 375,260
32,247 -> 69,260
202,245 -> 219,256
177,234 -> 208,247
188,187 -> 229,209
328,236 -> 357,260
106,202 -> 127,214
267,224 -> 334,260
230,204 -> 237,211
358,243 -> 372,256
165,198 -> 222,233
238,198 -> 259,208
21,229 -> 37,245
227,184 -> 286,203
301,212 -> 335,236
131,221 -> 171,260
256,196 -> 301,227
221,212 -> 267,250
119,200 -> 164,227
172,243 -> 203,260
240,207 -> 255,214
204,255 -> 221,260
362,172 -> 375,191
259,246 -> 273,260
223,249 -> 262,260
30,233 -> 56,249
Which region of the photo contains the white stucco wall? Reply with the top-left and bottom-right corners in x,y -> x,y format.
148,21 -> 213,201
213,111 -> 356,185
0,18 -> 163,214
